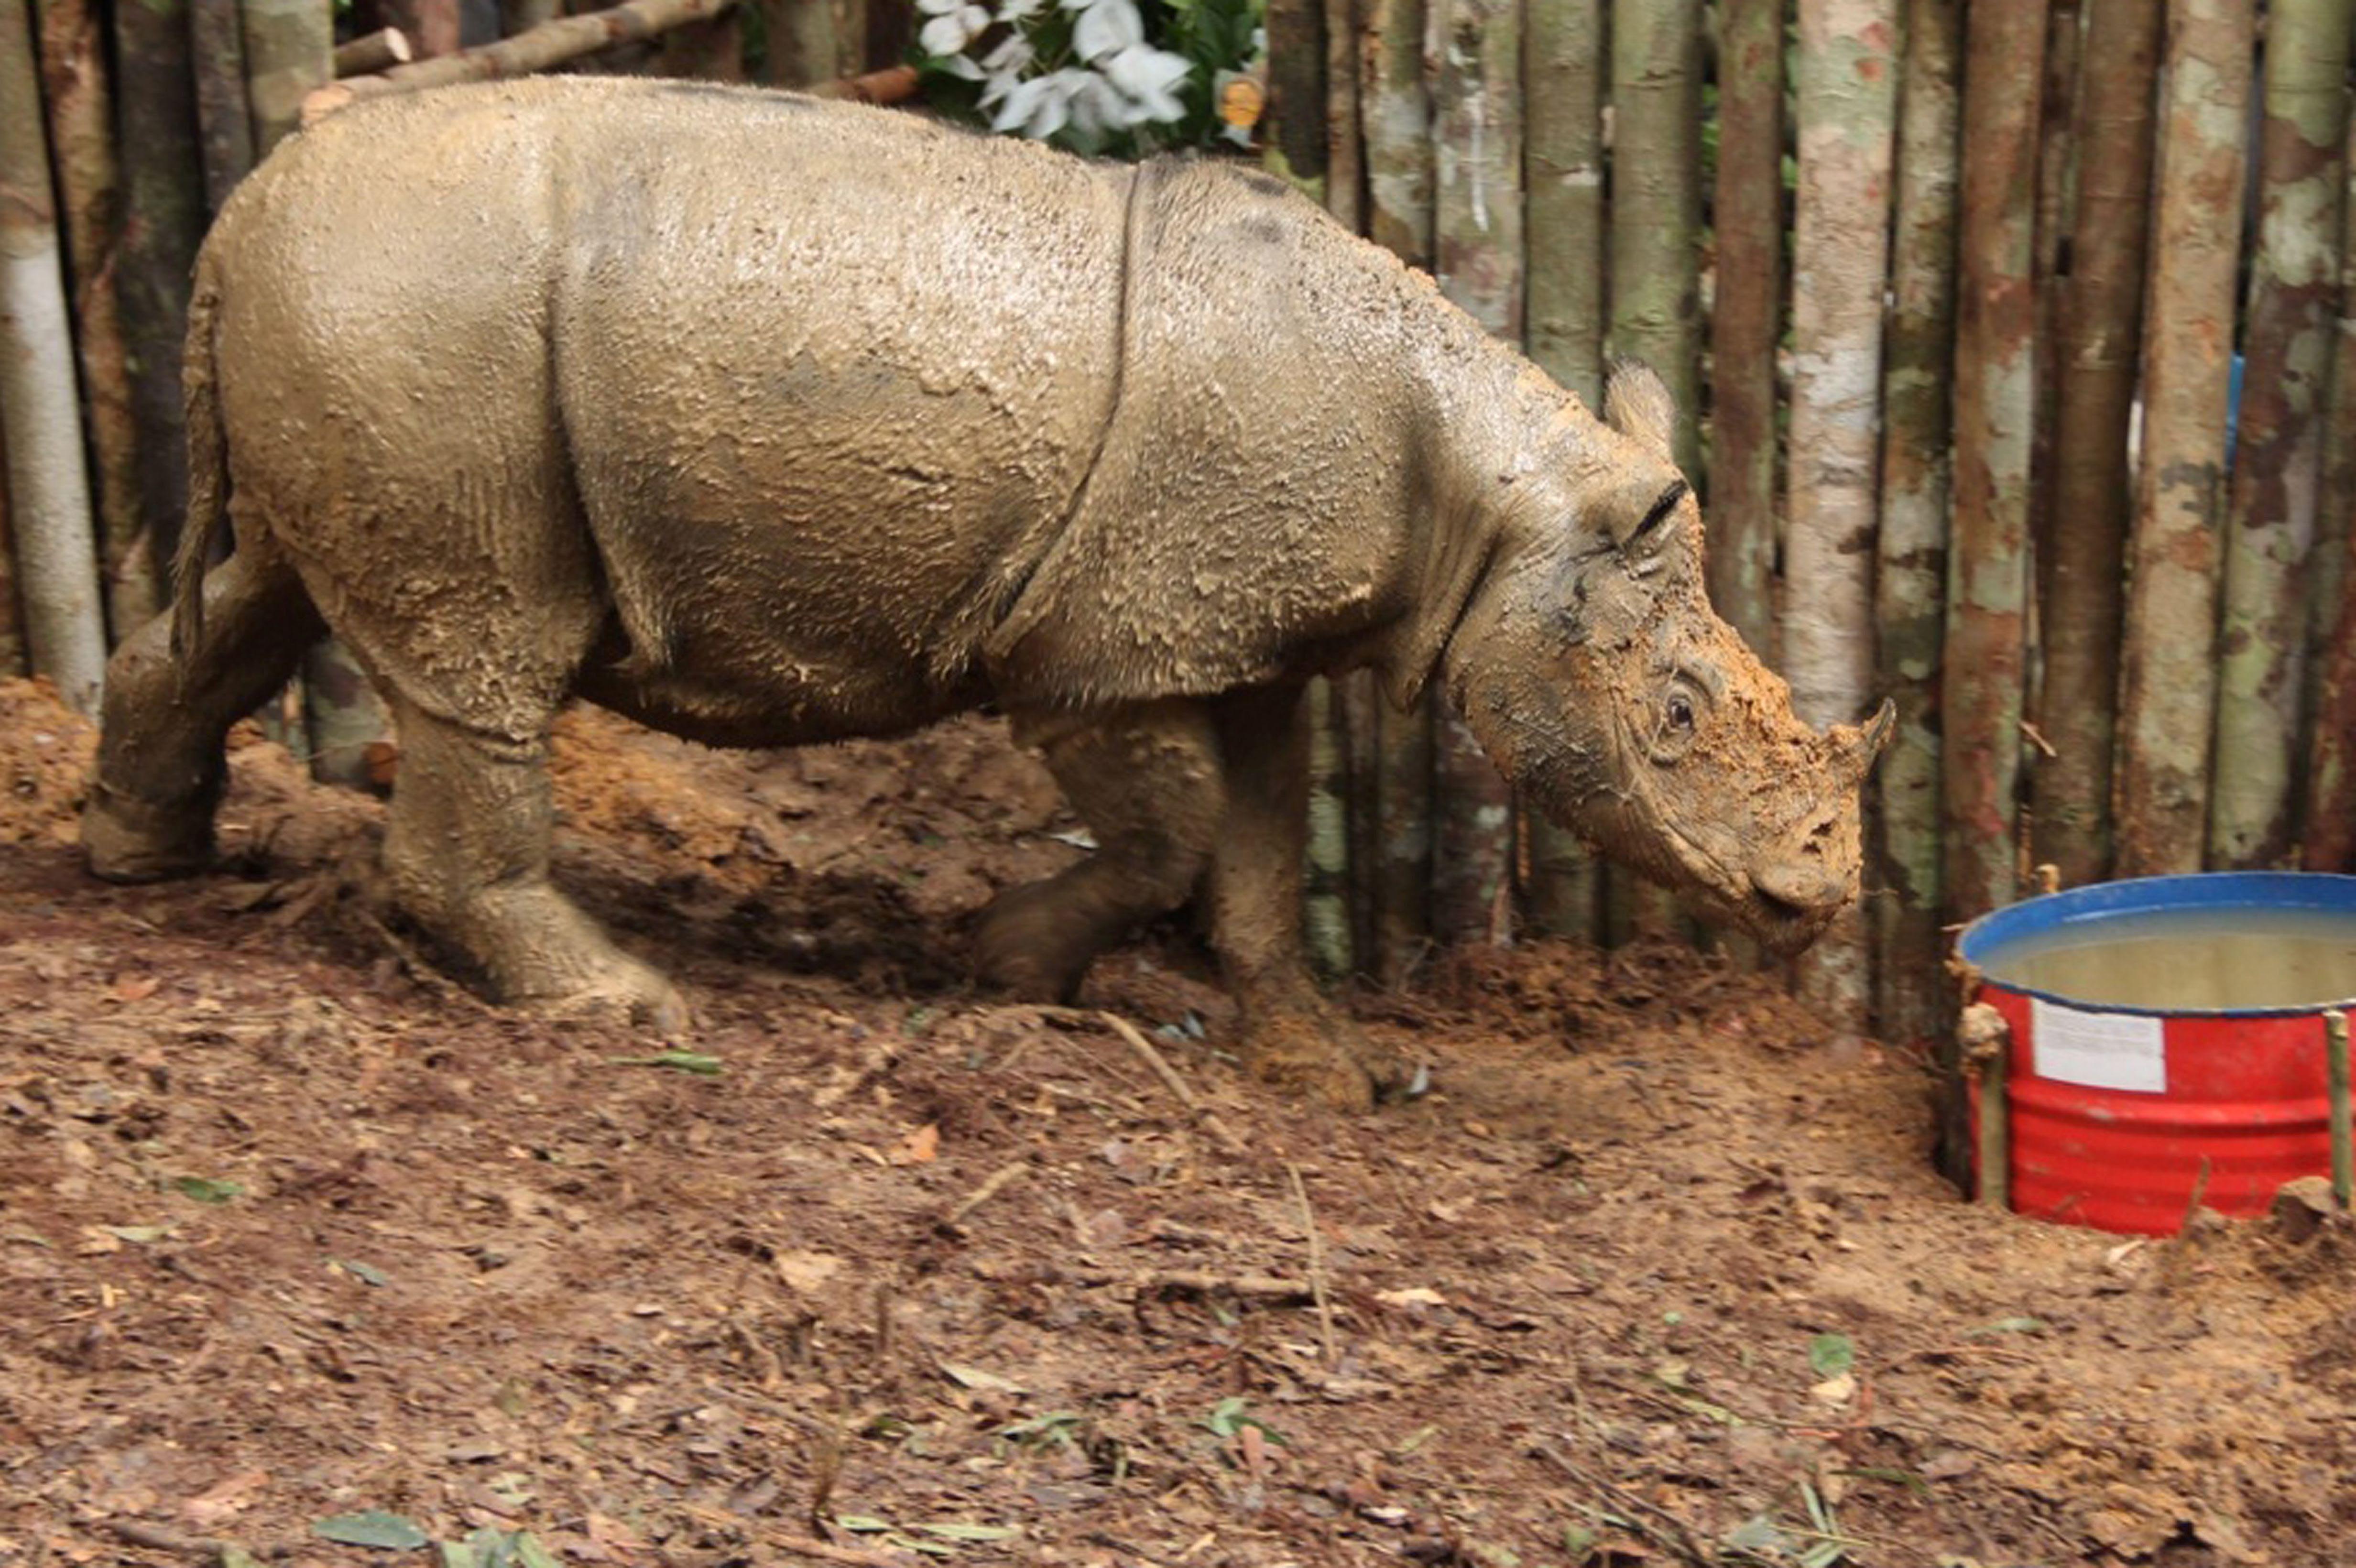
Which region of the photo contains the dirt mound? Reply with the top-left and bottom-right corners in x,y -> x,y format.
3,677 -> 2352,1567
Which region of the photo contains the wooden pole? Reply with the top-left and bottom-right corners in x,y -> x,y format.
1429,0 -> 1520,949
1320,0 -> 1362,233
1305,678 -> 1353,981
1705,0 -> 1781,665
0,0 -> 108,710
1266,0 -> 1326,193
2328,1010 -> 2351,1209
190,0 -> 256,214
1607,0 -> 1700,942
2034,0 -> 2162,888
2115,0 -> 2255,877
2207,0 -> 2353,869
1874,0 -> 1962,1050
2303,109 -> 2356,872
241,0 -> 330,151
1786,0 -> 1898,1025
1940,0 -> 2045,921
1520,0 -> 1603,942
111,0 -> 206,589
34,0 -> 155,642
0,437 -> 20,676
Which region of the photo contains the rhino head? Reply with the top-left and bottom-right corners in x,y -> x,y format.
1440,362 -> 1891,955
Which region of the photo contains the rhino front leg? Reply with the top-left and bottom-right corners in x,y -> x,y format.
381,699 -> 686,1033
977,700 -> 1224,1002
1205,682 -> 1398,1112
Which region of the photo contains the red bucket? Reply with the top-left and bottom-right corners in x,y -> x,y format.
1957,873 -> 2356,1235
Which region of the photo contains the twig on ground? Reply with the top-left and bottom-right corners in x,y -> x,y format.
1069,1265 -> 1312,1299
1534,1439 -> 1716,1568
1091,1009 -> 1199,1110
100,1520 -> 230,1559
765,1529 -> 913,1567
1287,1161 -> 1340,1369
942,1159 -> 1029,1227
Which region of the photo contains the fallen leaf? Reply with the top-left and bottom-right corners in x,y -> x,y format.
312,1510 -> 431,1550
1376,1286 -> 1448,1309
172,1176 -> 243,1205
939,1361 -> 1024,1394
182,1469 -> 270,1527
774,1249 -> 843,1294
112,975 -> 160,1003
1809,1370 -> 1857,1407
892,1123 -> 940,1165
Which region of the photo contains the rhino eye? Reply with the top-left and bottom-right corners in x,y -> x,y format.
1650,682 -> 1705,763
1666,693 -> 1694,730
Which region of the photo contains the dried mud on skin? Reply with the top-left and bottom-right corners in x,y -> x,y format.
1,677 -> 2352,1568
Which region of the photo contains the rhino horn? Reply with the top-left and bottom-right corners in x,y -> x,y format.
1826,698 -> 1898,784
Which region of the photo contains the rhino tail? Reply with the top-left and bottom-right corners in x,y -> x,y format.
169,255 -> 229,665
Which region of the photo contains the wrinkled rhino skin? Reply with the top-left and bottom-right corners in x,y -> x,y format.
84,78 -> 1889,1109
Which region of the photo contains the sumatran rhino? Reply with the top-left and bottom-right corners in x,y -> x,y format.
85,77 -> 1889,1107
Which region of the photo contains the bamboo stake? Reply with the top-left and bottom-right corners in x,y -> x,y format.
1960,1003 -> 2010,1209
2034,0 -> 2162,888
334,24 -> 412,75
34,0 -> 155,642
0,443 -> 20,675
1304,677 -> 1354,981
2115,0 -> 2254,878
1786,0 -> 1898,1025
1705,0 -> 1780,665
191,0 -> 256,214
111,0 -> 205,594
1429,0 -> 1519,949
1607,0 -> 1699,943
2328,1010 -> 2351,1209
1940,0 -> 2045,921
242,0 -> 331,151
0,0 -> 107,711
756,0 -> 832,84
1519,0 -> 1602,942
2207,0 -> 2353,869
1874,0 -> 1962,1050
306,0 -> 738,120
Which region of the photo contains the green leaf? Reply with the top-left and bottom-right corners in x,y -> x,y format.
1560,1524 -> 1601,1560
435,1541 -> 480,1568
833,1515 -> 894,1533
104,1224 -> 172,1243
221,1548 -> 267,1568
511,1533 -> 561,1568
313,1510 -> 433,1550
1807,1333 -> 1855,1378
331,1257 -> 389,1286
915,1523 -> 1018,1541
1966,1315 -> 2046,1337
174,1176 -> 245,1204
606,1051 -> 724,1075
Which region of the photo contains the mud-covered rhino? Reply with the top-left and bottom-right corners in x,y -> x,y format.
86,77 -> 1889,1106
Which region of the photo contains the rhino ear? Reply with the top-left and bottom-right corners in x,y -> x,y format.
1603,359 -> 1677,462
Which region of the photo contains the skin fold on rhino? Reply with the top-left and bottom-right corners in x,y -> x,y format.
82,77 -> 1890,1109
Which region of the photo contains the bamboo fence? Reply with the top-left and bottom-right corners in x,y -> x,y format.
2,0 -> 2351,1061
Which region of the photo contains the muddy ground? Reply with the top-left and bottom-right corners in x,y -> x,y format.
2,676 -> 2351,1568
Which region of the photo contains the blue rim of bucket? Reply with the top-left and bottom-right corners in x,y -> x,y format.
1955,871 -> 2356,1018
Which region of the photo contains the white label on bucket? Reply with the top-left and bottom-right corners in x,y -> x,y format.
2029,998 -> 2168,1093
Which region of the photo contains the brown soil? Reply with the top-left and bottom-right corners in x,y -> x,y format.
2,676 -> 2350,1568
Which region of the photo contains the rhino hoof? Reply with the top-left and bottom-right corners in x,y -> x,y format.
973,882 -> 1096,1002
82,784 -> 215,883
530,963 -> 692,1038
1244,1013 -> 1381,1114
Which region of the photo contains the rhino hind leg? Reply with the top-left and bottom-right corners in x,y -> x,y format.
85,547 -> 325,881
377,695 -> 687,1034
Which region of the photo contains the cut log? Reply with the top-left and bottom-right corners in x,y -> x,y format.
0,0 -> 108,710
305,0 -> 739,122
334,24 -> 413,75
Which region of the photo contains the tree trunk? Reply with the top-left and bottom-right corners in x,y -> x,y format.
35,0 -> 154,642
2115,0 -> 2254,877
1609,0 -> 1699,940
1427,0 -> 1519,948
1362,0 -> 1432,976
1267,0 -> 1326,194
1706,0 -> 1781,665
1315,44 -> 1364,975
2034,0 -> 2161,888
0,0 -> 108,710
1519,0 -> 1602,941
191,0 -> 256,214
242,0 -> 331,152
1876,0 -> 1961,1157
2305,113 -> 2356,871
2207,0 -> 2351,868
757,0 -> 834,85
2024,0 -> 2079,675
1939,0 -> 2045,922
112,0 -> 206,594
1785,0 -> 1898,1024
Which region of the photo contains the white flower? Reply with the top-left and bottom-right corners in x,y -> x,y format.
997,0 -> 1044,19
992,67 -> 1089,139
917,0 -> 992,56
1070,0 -> 1145,61
1101,43 -> 1189,124
1067,70 -> 1134,135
